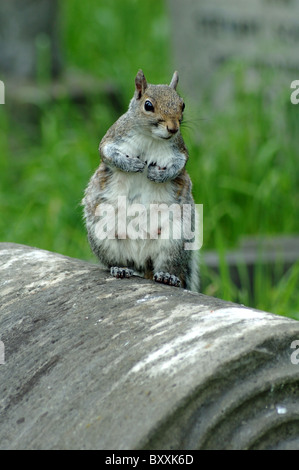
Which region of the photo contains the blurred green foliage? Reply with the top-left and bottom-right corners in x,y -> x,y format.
0,0 -> 298,318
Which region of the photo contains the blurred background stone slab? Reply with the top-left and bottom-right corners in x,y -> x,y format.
168,0 -> 299,102
0,0 -> 61,80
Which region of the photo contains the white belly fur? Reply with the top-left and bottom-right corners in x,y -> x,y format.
103,132 -> 177,207
118,131 -> 176,168
97,135 -> 181,270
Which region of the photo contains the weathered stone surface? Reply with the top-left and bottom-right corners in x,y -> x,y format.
0,243 -> 299,450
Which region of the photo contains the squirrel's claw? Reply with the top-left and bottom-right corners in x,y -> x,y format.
110,267 -> 134,279
154,271 -> 181,287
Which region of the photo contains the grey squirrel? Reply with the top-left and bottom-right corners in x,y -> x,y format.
82,70 -> 200,291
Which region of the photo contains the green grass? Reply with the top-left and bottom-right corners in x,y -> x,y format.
184,65 -> 299,318
1,0 -> 299,319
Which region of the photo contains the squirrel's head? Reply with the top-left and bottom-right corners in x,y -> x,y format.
129,70 -> 185,140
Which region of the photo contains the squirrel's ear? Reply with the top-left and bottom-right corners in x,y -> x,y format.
169,71 -> 179,90
135,69 -> 148,100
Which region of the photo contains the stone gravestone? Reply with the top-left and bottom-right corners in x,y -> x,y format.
168,0 -> 299,102
0,0 -> 61,80
0,1 -> 122,113
1,243 -> 299,449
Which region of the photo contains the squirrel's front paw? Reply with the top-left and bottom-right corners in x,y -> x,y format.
110,267 -> 134,278
122,155 -> 146,173
154,271 -> 181,287
147,162 -> 169,183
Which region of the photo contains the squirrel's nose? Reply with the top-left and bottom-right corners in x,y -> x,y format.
167,124 -> 179,135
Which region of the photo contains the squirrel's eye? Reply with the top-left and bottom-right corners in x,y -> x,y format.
144,100 -> 154,112
182,102 -> 185,112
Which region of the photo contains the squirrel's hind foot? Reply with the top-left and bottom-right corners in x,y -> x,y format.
110,267 -> 134,279
154,272 -> 181,287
